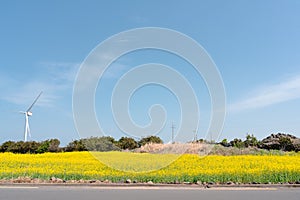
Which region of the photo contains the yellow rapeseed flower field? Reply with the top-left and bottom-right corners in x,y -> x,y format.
0,152 -> 299,183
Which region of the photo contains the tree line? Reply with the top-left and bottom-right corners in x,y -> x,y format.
218,133 -> 300,152
0,133 -> 299,154
0,136 -> 163,154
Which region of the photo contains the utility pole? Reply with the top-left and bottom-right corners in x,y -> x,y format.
193,130 -> 198,142
171,122 -> 175,143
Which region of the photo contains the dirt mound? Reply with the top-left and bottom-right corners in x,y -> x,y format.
261,133 -> 300,151
135,142 -> 214,155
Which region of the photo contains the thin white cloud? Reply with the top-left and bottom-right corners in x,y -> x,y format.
102,63 -> 129,79
0,61 -> 79,108
2,81 -> 58,108
229,75 -> 300,112
74,51 -> 131,92
1,60 -> 130,108
39,61 -> 79,82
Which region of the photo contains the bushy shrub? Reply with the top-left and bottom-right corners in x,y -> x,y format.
138,136 -> 163,147
116,137 -> 138,150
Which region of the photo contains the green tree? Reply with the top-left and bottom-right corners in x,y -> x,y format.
6,141 -> 25,153
220,138 -> 229,147
279,137 -> 294,151
117,137 -> 138,150
66,140 -> 87,152
35,139 -> 61,153
48,139 -> 61,152
197,139 -> 205,143
82,137 -> 120,151
294,143 -> 300,152
244,134 -> 259,147
230,138 -> 245,148
36,140 -> 50,153
22,141 -> 40,153
0,141 -> 15,152
138,136 -> 163,147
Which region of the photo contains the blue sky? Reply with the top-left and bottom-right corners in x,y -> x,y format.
0,0 -> 300,145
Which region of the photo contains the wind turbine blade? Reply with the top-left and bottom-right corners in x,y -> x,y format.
26,91 -> 43,112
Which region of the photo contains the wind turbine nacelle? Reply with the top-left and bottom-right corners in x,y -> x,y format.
27,111 -> 33,116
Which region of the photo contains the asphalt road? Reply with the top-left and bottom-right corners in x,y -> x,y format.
0,186 -> 299,200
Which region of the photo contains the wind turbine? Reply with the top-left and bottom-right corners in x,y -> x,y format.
19,91 -> 43,142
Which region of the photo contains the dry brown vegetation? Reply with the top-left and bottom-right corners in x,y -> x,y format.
134,142 -> 292,156
135,142 -> 214,155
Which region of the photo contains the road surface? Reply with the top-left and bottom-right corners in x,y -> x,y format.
0,185 -> 299,200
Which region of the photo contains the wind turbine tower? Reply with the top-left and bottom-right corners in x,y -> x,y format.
19,91 -> 43,142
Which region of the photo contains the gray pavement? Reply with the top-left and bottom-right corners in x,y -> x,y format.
0,186 -> 299,200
